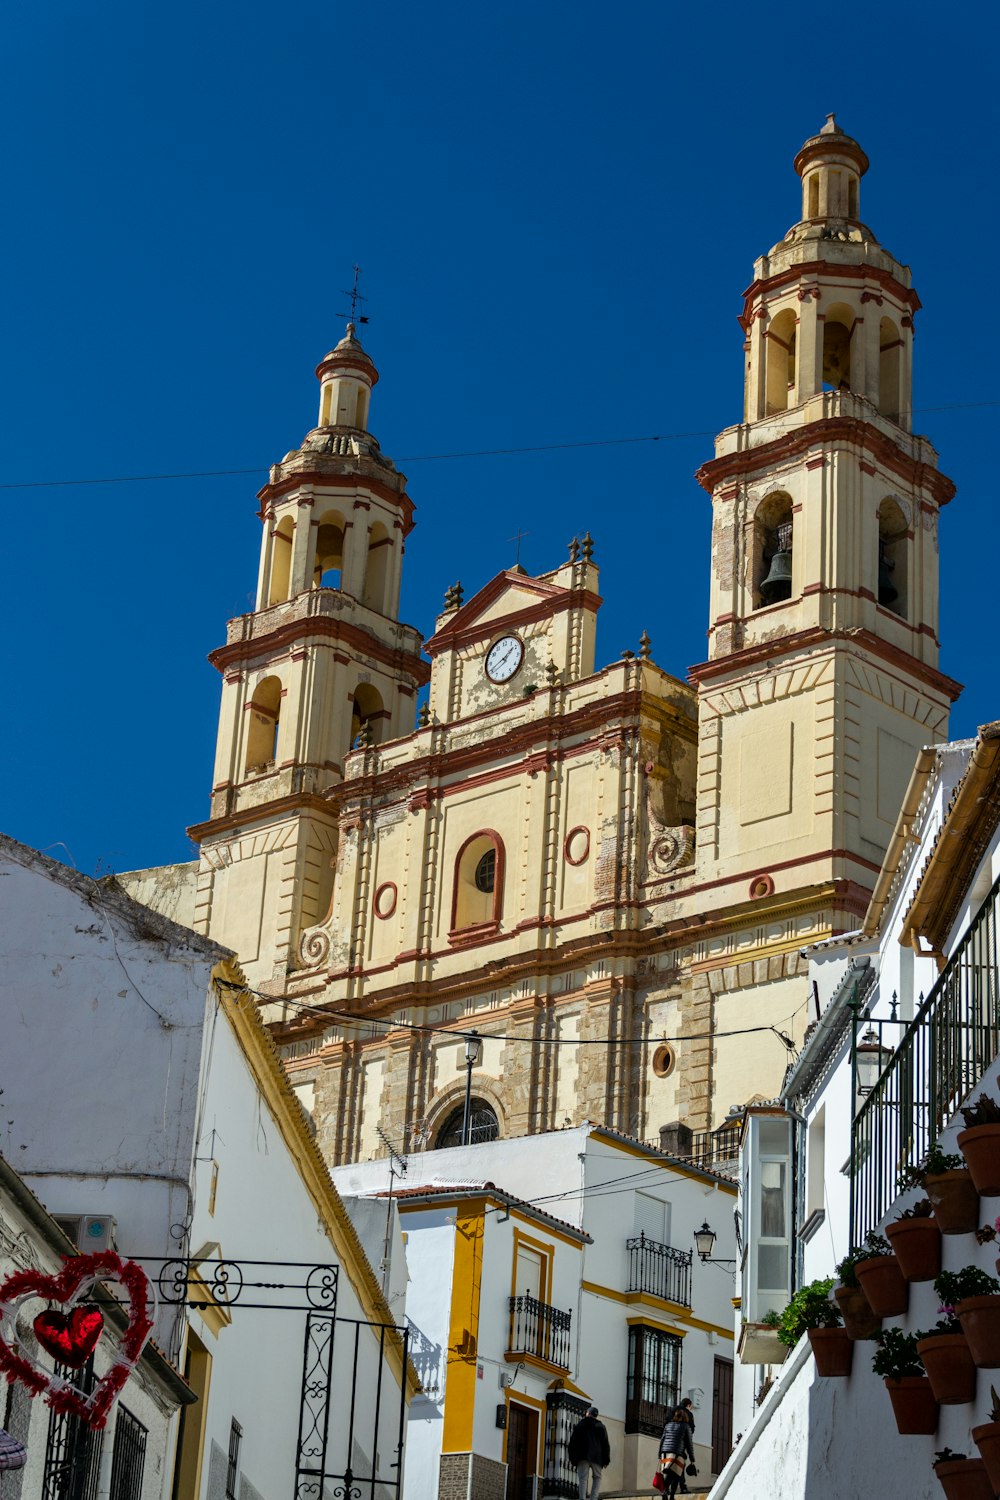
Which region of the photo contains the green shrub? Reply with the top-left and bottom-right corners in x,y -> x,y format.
775,1278 -> 840,1348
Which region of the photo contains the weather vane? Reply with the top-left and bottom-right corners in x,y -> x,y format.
339,264 -> 369,327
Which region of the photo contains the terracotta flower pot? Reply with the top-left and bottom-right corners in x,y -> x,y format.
958,1125 -> 1000,1197
957,1295 -> 1000,1368
972,1421 -> 1000,1494
934,1457 -> 994,1500
917,1332 -> 977,1404
834,1283 -> 881,1341
886,1216 -> 943,1282
926,1169 -> 980,1234
856,1253 -> 909,1317
883,1374 -> 939,1434
807,1326 -> 853,1376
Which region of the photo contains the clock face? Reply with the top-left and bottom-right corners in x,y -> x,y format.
485,635 -> 524,683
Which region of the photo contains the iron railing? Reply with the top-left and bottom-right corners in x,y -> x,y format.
42,1359 -> 103,1500
625,1324 -> 682,1436
626,1235 -> 692,1306
686,1120 -> 741,1174
850,869 -> 1000,1245
543,1389 -> 591,1497
507,1293 -> 572,1371
108,1407 -> 147,1500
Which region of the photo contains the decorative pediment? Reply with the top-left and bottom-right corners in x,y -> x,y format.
426,569 -> 573,656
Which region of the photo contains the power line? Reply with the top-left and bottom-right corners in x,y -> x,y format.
1,397 -> 995,491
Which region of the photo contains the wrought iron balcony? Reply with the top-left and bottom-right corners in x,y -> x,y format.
507,1293 -> 571,1371
626,1235 -> 692,1307
850,869 -> 1000,1245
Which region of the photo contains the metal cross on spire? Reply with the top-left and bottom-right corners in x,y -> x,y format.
338,264 -> 369,328
508,528 -> 530,566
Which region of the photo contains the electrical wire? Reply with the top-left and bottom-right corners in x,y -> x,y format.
1,397 -> 995,490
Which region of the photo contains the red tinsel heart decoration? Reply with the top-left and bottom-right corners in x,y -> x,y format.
33,1306 -> 104,1368
0,1252 -> 153,1429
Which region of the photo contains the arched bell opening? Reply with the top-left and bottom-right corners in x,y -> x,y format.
313,512 -> 346,590
753,493 -> 795,609
879,317 -> 903,424
362,522 -> 392,613
349,682 -> 386,750
267,516 -> 294,606
764,309 -> 797,415
245,676 -> 283,774
822,304 -> 855,391
877,497 -> 908,618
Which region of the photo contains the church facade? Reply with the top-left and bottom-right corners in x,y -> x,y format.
122,119 -> 959,1168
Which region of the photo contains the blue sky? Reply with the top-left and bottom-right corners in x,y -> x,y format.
3,2 -> 997,875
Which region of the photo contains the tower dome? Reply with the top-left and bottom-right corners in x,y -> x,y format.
793,113 -> 868,223
315,322 -> 379,431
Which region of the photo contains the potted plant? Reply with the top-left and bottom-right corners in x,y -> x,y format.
938,1269 -> 1000,1369
959,1095 -> 1000,1197
872,1327 -> 939,1434
737,1308 -> 789,1366
902,1145 -> 979,1234
834,1249 -> 882,1340
886,1198 -> 943,1282
917,1311 -> 977,1405
972,1385 -> 1000,1492
932,1448 -> 995,1500
973,1215 -> 1000,1276
776,1278 -> 852,1376
854,1229 -> 909,1316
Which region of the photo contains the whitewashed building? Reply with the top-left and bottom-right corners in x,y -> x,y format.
0,835 -> 416,1499
716,722 -> 1000,1498
334,1122 -> 737,1498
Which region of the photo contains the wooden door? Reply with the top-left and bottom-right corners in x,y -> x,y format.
507,1402 -> 539,1500
711,1356 -> 734,1473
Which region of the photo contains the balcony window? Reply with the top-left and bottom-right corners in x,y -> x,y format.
625,1325 -> 682,1436
507,1294 -> 571,1371
626,1235 -> 693,1307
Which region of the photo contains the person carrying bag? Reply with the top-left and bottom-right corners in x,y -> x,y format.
655,1408 -> 694,1498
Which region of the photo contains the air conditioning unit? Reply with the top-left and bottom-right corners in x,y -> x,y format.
53,1215 -> 117,1254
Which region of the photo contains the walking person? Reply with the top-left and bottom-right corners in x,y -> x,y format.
568,1405 -> 611,1500
657,1407 -> 694,1499
676,1398 -> 696,1494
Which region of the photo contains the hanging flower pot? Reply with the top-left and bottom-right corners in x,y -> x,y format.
958,1126 -> 1000,1197
834,1283 -> 881,1340
807,1326 -> 853,1376
957,1297 -> 1000,1368
972,1421 -> 1000,1493
917,1333 -> 977,1405
886,1215 -> 942,1282
926,1170 -> 980,1234
883,1375 -> 939,1434
933,1456 -> 995,1500
856,1253 -> 909,1317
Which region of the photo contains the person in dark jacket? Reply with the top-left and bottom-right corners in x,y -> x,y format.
568,1406 -> 611,1499
676,1399 -> 696,1494
658,1409 -> 694,1498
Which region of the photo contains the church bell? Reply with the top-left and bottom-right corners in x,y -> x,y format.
878,540 -> 898,606
760,523 -> 793,605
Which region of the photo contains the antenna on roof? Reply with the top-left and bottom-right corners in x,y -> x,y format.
377,1124 -> 407,1296
338,263 -> 370,326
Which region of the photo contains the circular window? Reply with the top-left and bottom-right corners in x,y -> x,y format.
652,1044 -> 676,1079
748,874 -> 775,900
565,826 -> 591,866
373,882 -> 397,920
435,1100 -> 500,1150
475,849 -> 496,893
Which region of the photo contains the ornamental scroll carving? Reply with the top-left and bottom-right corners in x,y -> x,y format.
297,925 -> 331,970
647,823 -> 695,877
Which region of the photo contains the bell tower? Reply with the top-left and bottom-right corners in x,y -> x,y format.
673,119 -> 961,1129
188,324 -> 429,986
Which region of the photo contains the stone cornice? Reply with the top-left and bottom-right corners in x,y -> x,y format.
739,259 -> 920,330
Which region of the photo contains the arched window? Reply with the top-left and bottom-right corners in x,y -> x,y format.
435,1100 -> 500,1150
879,317 -> 903,423
313,513 -> 345,590
822,304 -> 854,391
764,309 -> 797,415
246,676 -> 282,773
349,683 -> 386,750
878,498 -> 908,618
753,493 -> 794,609
362,522 -> 391,613
450,831 -> 505,939
267,516 -> 294,605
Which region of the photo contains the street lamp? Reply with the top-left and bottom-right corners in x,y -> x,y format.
855,1027 -> 892,1098
461,1032 -> 483,1146
694,1221 -> 737,1268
